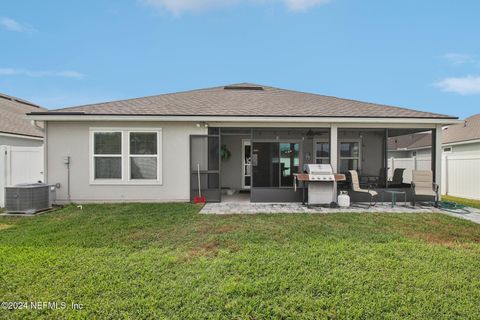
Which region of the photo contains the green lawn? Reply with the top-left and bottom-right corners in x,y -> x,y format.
443,195 -> 480,209
1,204 -> 480,319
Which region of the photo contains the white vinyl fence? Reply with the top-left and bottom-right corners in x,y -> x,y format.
387,157 -> 431,184
0,145 -> 44,207
441,155 -> 480,200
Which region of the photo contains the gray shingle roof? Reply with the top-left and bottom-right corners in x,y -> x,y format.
388,132 -> 432,151
0,93 -> 45,138
443,114 -> 480,144
33,83 -> 456,119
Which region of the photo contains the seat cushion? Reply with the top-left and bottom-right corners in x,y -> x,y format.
415,188 -> 436,197
355,189 -> 378,196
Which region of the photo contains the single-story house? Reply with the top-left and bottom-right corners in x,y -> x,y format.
27,83 -> 458,204
0,93 -> 45,147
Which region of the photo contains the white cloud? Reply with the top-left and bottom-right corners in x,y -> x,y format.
142,0 -> 238,15
442,53 -> 475,65
435,75 -> 480,95
141,0 -> 329,15
0,17 -> 34,32
0,68 -> 85,79
284,0 -> 329,12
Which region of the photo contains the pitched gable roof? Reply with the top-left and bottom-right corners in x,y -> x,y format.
32,83 -> 456,119
0,93 -> 45,138
443,114 -> 480,144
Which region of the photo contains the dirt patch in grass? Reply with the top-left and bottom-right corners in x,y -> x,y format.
128,230 -> 149,241
197,223 -> 236,235
399,220 -> 480,248
184,240 -> 221,260
0,224 -> 13,230
403,230 -> 475,248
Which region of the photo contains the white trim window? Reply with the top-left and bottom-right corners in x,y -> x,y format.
92,131 -> 123,180
90,128 -> 162,185
313,140 -> 330,164
128,131 -> 160,181
338,140 -> 361,172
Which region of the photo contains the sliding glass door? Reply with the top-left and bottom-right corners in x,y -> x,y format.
252,142 -> 300,188
280,143 -> 300,187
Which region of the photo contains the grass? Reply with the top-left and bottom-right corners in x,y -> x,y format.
1,204 -> 480,319
443,195 -> 480,209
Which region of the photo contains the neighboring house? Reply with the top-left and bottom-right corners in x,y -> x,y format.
442,114 -> 480,200
0,93 -> 46,207
0,93 -> 45,146
387,131 -> 432,159
26,83 -> 458,204
388,114 -> 480,157
442,114 -> 480,155
387,114 -> 480,200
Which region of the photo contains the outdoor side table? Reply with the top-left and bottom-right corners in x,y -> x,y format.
383,190 -> 407,207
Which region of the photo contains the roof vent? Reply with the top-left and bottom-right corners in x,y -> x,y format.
224,85 -> 263,91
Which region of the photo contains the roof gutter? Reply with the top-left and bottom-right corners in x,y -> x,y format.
25,114 -> 461,125
443,138 -> 480,146
0,131 -> 44,140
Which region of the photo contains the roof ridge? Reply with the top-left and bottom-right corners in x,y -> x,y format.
0,92 -> 42,108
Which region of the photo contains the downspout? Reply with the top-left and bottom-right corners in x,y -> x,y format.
30,120 -> 45,132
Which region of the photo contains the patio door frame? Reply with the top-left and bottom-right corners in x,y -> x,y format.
250,138 -> 303,202
189,134 -> 221,202
241,139 -> 251,190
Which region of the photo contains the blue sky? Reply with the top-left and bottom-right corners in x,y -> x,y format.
1,0 -> 479,118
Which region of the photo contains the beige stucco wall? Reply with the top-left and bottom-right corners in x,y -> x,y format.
46,121 -> 207,203
220,135 -> 249,190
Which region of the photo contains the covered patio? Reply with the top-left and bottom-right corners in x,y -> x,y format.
190,124 -> 443,205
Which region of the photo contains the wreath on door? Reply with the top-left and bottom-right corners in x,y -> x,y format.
221,144 -> 231,160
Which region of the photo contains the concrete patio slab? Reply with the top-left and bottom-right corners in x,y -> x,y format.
200,202 -> 480,224
200,203 -> 441,214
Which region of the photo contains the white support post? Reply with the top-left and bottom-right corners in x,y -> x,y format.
435,124 -> 442,197
0,145 -> 6,208
391,157 -> 395,179
444,155 -> 449,195
330,125 -> 338,173
330,125 -> 339,202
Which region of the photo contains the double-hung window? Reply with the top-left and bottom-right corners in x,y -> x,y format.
339,141 -> 360,172
314,141 -> 330,164
93,131 -> 123,180
128,132 -> 159,181
90,128 -> 162,184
